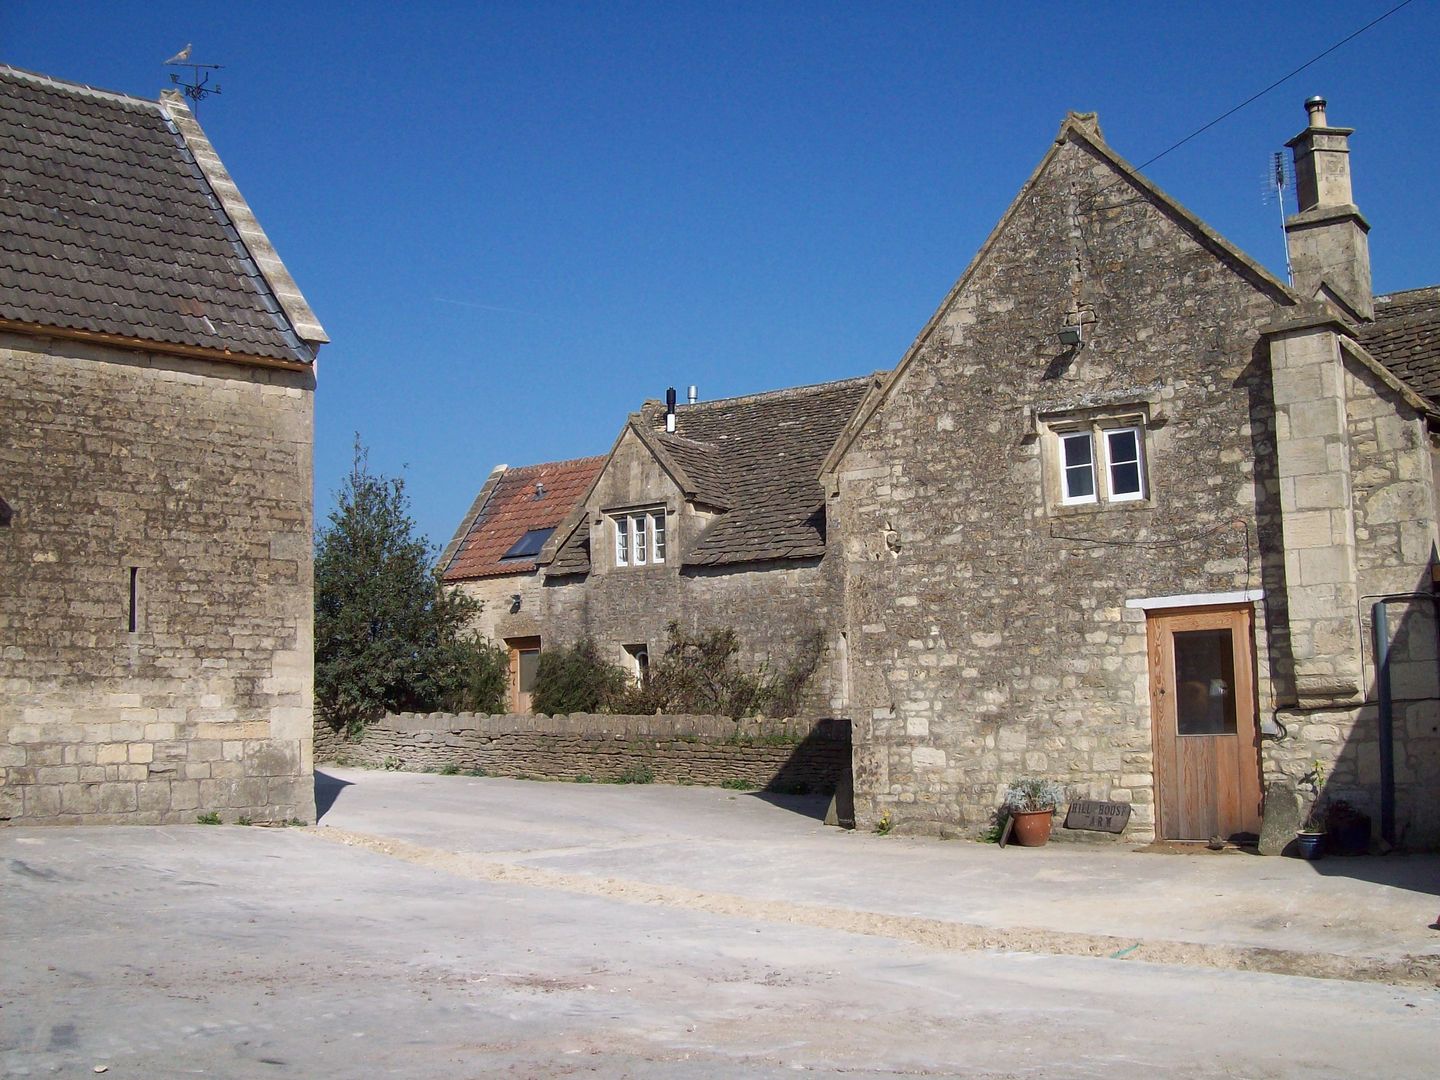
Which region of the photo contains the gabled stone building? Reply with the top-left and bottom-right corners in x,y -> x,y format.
823,100 -> 1440,847
0,67 -> 326,824
442,376 -> 878,712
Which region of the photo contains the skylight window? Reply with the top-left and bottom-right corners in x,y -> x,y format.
501,527 -> 554,561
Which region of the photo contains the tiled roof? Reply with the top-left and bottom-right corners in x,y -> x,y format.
660,375 -> 874,567
441,456 -> 604,582
1359,286 -> 1440,402
546,517 -> 593,578
0,65 -> 315,364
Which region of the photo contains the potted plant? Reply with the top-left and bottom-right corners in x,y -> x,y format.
1295,806 -> 1326,861
1003,778 -> 1067,847
1295,760 -> 1327,861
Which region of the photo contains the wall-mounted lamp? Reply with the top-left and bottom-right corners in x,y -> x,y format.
1057,325 -> 1083,347
509,593 -> 523,611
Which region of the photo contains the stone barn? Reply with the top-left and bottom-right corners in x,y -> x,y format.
0,66 -> 327,824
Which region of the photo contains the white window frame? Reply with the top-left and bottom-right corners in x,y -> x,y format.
1059,430 -> 1097,505
1047,416 -> 1149,509
612,508 -> 666,568
1103,425 -> 1146,502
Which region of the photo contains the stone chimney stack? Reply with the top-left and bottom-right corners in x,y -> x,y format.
1284,95 -> 1373,320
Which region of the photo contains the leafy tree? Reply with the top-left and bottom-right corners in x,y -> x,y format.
315,439 -> 488,733
530,638 -> 628,715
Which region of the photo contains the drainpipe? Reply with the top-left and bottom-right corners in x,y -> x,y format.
1370,600 -> 1395,845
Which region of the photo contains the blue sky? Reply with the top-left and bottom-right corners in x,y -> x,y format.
6,1 -> 1438,550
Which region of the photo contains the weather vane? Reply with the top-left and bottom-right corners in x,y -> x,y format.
163,44 -> 222,107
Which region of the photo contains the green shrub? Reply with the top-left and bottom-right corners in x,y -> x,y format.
609,623 -> 823,719
530,638 -> 628,715
613,764 -> 655,785
196,811 -> 221,825
438,764 -> 461,776
719,777 -> 752,790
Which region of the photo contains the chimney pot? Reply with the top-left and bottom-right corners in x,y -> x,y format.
665,386 -> 677,433
687,385 -> 698,404
1305,95 -> 1328,128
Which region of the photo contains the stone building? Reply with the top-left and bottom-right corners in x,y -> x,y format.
0,67 -> 326,824
439,455 -> 605,710
441,376 -> 878,712
823,100 -> 1440,846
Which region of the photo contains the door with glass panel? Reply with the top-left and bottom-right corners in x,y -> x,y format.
1147,606 -> 1262,840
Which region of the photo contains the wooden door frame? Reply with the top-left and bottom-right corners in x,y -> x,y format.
505,636 -> 541,713
1147,604 -> 1262,840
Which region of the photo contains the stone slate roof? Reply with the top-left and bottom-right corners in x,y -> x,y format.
546,517 -> 593,577
441,456 -> 604,582
660,375 -> 874,566
0,65 -> 316,364
1359,286 -> 1440,402
549,375 -> 873,574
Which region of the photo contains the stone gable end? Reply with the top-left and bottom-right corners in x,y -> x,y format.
831,131 -> 1293,838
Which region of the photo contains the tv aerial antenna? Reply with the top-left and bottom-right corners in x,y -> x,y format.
1262,150 -> 1294,286
163,44 -> 222,108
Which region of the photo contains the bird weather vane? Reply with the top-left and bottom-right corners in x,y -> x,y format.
163,44 -> 222,107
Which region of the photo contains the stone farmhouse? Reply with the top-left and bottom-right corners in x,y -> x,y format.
0,67 -> 326,824
442,376 -> 879,713
439,455 -> 605,710
824,99 -> 1440,846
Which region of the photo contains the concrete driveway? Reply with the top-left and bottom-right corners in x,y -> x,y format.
3,767 -> 1438,1078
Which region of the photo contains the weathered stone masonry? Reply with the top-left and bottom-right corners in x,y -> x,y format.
828,111 -> 1440,846
314,712 -> 851,792
1,338 -> 316,823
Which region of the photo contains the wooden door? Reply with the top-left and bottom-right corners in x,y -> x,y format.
506,637 -> 541,713
1148,606 -> 1262,841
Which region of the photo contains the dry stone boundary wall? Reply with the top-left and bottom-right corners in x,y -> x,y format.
314,713 -> 850,792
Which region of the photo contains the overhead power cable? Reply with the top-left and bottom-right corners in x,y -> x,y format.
1136,0 -> 1417,171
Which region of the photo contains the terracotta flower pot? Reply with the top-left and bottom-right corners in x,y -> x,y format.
1009,809 -> 1055,847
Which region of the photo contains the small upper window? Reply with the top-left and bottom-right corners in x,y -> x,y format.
0,496 -> 11,527
501,527 -> 554,561
612,508 -> 666,568
1060,432 -> 1096,504
1051,419 -> 1148,507
1104,427 -> 1144,501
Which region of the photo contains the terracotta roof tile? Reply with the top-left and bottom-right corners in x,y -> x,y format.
1359,285 -> 1440,402
0,66 -> 310,363
441,455 -> 604,582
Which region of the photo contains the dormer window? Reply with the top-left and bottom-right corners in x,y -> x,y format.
612,508 -> 666,568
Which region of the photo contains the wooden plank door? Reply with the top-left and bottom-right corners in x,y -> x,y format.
506,636 -> 541,713
1148,606 -> 1262,841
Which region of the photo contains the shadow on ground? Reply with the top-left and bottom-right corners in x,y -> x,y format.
314,770 -> 353,821
1306,853 -> 1440,898
747,790 -> 831,822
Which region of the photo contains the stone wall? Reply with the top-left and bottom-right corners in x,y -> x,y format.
1261,351 -> 1440,847
314,712 -> 851,792
1,335 -> 316,825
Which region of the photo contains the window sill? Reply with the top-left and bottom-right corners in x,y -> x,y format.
1049,499 -> 1155,519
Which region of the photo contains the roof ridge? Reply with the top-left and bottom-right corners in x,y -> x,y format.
1375,285 -> 1440,303
666,372 -> 876,412
0,64 -> 164,112
503,453 -> 608,474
